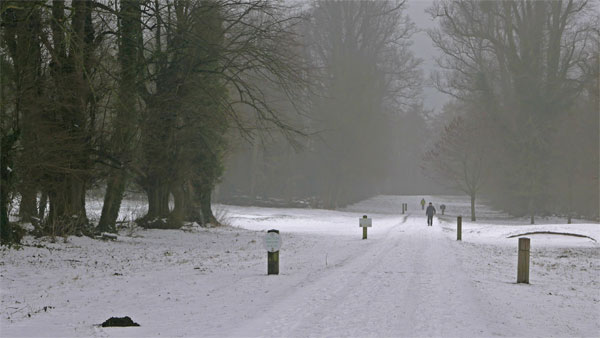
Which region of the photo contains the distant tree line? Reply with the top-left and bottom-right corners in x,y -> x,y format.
423,0 -> 599,222
0,0 -> 306,244
218,0 -> 429,209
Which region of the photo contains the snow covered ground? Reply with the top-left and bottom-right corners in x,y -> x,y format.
1,195 -> 598,337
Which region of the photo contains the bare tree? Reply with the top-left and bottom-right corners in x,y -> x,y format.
0,0 -> 312,237
429,0 -> 597,221
423,105 -> 491,221
1,1 -> 44,224
128,0 -> 308,228
2,0 -> 118,236
97,0 -> 143,233
306,0 -> 422,208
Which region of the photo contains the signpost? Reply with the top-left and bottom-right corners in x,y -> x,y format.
264,229 -> 281,275
359,215 -> 372,239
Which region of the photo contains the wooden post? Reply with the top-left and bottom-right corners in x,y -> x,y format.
517,237 -> 530,284
457,216 -> 462,241
361,215 -> 370,240
267,229 -> 279,275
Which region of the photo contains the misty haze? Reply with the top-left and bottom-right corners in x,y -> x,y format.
1,0 -> 598,337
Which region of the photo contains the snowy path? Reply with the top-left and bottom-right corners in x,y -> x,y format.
226,215 -> 498,337
2,196 -> 598,337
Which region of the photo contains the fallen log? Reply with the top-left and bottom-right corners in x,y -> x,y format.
507,231 -> 596,242
101,232 -> 118,241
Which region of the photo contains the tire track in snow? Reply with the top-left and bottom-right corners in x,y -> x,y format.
227,219 -> 406,337
283,215 -> 494,337
282,221 -> 407,336
228,215 -> 505,337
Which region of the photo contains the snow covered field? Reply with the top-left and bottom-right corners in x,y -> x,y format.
1,195 -> 598,337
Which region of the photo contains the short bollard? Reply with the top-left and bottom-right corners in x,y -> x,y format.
264,229 -> 281,275
457,216 -> 462,241
359,215 -> 372,240
517,237 -> 530,284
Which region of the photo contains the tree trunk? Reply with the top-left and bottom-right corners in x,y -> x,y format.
0,186 -> 13,244
4,2 -> 43,225
98,171 -> 127,232
566,174 -> 573,224
38,191 -> 48,219
1,131 -> 20,245
98,0 -> 142,233
200,185 -> 216,226
529,198 -> 535,224
168,182 -> 185,228
147,185 -> 170,219
39,0 -> 93,236
184,181 -> 202,223
470,193 -> 476,222
138,180 -> 172,228
249,141 -> 259,200
46,177 -> 88,235
18,187 -> 37,222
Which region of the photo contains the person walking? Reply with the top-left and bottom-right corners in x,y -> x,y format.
426,202 -> 436,226
420,198 -> 426,210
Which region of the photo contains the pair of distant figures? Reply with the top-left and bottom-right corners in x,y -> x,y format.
420,199 -> 446,226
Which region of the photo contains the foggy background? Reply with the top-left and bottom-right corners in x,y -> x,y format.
215,0 -> 599,220
217,0 -> 440,208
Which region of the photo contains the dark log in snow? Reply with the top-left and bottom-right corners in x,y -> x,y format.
507,231 -> 596,242
101,316 -> 139,327
101,232 -> 118,241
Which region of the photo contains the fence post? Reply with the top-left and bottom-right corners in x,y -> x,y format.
267,229 -> 280,275
517,238 -> 530,284
457,216 -> 462,241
